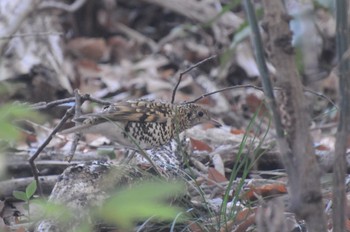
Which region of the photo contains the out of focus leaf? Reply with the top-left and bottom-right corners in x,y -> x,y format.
98,180 -> 187,229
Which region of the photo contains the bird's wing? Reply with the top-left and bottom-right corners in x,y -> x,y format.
78,100 -> 175,123
60,100 -> 176,134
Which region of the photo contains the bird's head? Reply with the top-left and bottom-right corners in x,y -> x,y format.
176,104 -> 221,130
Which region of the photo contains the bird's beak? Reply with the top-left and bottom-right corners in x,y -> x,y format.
209,119 -> 222,127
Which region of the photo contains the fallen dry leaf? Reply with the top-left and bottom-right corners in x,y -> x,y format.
190,138 -> 212,152
207,167 -> 227,186
241,183 -> 288,201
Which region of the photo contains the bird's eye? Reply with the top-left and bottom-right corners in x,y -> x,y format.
197,111 -> 204,117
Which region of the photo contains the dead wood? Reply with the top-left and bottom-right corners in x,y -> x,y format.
260,1 -> 327,231
0,175 -> 58,197
332,1 -> 350,231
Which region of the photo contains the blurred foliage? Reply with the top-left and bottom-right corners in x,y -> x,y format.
0,103 -> 41,176
0,103 -> 41,142
31,180 -> 187,231
97,180 -> 187,229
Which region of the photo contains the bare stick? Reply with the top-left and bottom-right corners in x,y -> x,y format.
187,84 -> 265,104
31,97 -> 75,110
171,55 -> 217,103
186,84 -> 337,110
81,94 -> 113,105
67,90 -> 83,162
39,0 -> 86,12
0,31 -> 63,40
29,106 -> 75,195
30,94 -> 112,111
303,88 -> 337,109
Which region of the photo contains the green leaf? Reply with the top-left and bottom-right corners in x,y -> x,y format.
0,104 -> 37,120
26,180 -> 37,199
0,103 -> 42,142
98,181 -> 187,229
13,191 -> 28,201
0,121 -> 20,141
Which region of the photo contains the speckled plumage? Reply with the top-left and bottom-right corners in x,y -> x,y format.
61,100 -> 218,149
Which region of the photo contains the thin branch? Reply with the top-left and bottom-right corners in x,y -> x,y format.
39,0 -> 86,12
81,94 -> 113,105
186,84 -> 337,110
30,94 -> 112,110
67,90 -> 83,162
186,84 -> 264,104
0,31 -> 63,40
303,88 -> 338,109
29,106 -> 75,195
171,55 -> 217,103
31,97 -> 75,110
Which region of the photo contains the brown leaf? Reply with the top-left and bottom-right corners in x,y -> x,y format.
187,221 -> 204,232
241,183 -> 288,201
67,38 -> 108,61
207,167 -> 227,186
245,94 -> 268,116
219,208 -> 257,232
190,138 -> 212,152
230,128 -> 245,135
315,144 -> 330,151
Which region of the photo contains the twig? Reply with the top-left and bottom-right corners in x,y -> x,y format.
303,88 -> 338,109
31,97 -> 75,110
186,84 -> 337,110
310,122 -> 337,131
0,31 -> 63,40
67,90 -> 83,162
39,0 -> 86,12
171,55 -> 217,103
186,84 -> 265,104
81,94 -> 113,105
29,106 -> 75,196
30,94 -> 112,111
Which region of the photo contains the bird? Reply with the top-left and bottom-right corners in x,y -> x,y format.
61,99 -> 220,150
